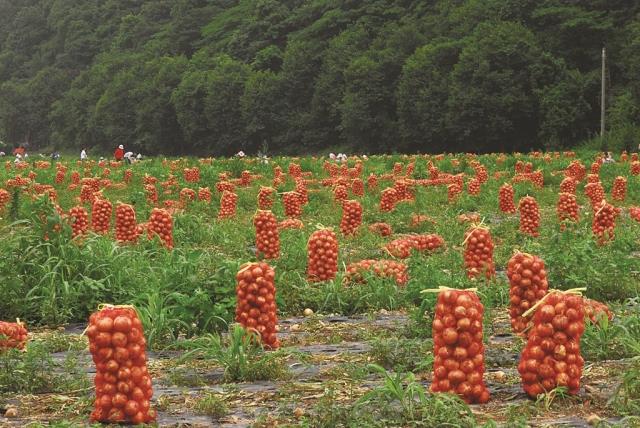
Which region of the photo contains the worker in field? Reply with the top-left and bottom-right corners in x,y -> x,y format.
114,144 -> 125,161
13,146 -> 25,158
123,150 -> 135,164
604,152 -> 615,163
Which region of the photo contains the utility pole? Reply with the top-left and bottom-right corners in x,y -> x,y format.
600,47 -> 606,139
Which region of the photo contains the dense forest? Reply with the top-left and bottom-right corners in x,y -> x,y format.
0,0 -> 639,156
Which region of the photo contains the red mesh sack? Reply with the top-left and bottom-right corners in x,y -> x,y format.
235,262 -> 279,349
498,183 -> 516,214
583,298 -> 613,324
518,196 -> 540,237
254,210 -> 280,259
517,291 -> 585,398
431,288 -> 490,404
345,259 -> 408,286
282,192 -> 302,218
307,228 -> 338,282
340,200 -> 362,236
463,226 -> 495,279
368,222 -> 392,237
507,252 -> 549,335
0,320 -> 28,350
87,305 -> 156,424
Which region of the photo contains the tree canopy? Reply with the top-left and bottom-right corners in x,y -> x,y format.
0,0 -> 638,155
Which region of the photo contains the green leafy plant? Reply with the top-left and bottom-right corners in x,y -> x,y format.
535,386 -> 574,412
609,358 -> 640,416
193,392 -> 229,419
180,325 -> 291,382
354,364 -> 477,427
0,342 -> 89,394
368,337 -> 433,373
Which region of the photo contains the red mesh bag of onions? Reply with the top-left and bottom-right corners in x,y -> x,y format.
517,289 -> 586,398
86,305 -> 156,424
0,320 -> 28,350
427,287 -> 490,404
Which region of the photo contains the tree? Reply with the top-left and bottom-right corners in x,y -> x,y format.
0,80 -> 29,145
279,38 -> 325,150
531,4 -> 613,70
446,22 -> 547,152
171,70 -> 213,154
0,0 -> 638,154
309,25 -> 371,150
340,53 -> 398,152
537,69 -> 591,149
202,56 -> 251,155
91,64 -> 142,149
166,0 -> 218,56
25,67 -> 72,147
134,56 -> 188,154
607,91 -> 640,152
241,70 -> 286,153
173,55 -> 250,155
397,39 -> 463,153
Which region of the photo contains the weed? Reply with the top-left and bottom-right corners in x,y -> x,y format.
609,358 -> 640,416
180,325 -> 291,382
166,367 -> 207,387
23,423 -> 101,428
582,312 -> 640,361
535,386 -> 575,412
503,402 -> 537,427
322,362 -> 371,381
0,342 -> 89,394
350,364 -> 477,427
35,331 -> 87,353
582,315 -> 629,360
193,392 -> 229,419
367,337 -> 433,373
9,188 -> 20,221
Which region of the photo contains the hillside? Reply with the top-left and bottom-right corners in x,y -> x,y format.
0,0 -> 638,155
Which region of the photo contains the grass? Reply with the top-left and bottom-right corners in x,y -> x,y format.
1,152 -> 640,425
367,337 -> 433,373
178,324 -> 292,382
301,364 -> 480,427
609,358 -> 640,416
193,392 -> 229,419
581,309 -> 640,361
0,342 -> 89,394
31,331 -> 87,353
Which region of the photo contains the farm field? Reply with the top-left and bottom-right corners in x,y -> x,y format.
0,151 -> 639,427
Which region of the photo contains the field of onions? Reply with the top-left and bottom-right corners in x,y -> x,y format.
0,152 -> 639,427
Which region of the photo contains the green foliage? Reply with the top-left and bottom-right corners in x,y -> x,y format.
0,199 -> 237,348
179,325 -> 291,382
301,366 -> 479,428
609,358 -> 640,416
0,342 -> 89,394
193,392 -> 229,419
0,1 -> 638,153
35,332 -> 87,354
367,337 -> 433,373
580,310 -> 640,362
606,91 -> 640,153
284,275 -> 406,316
